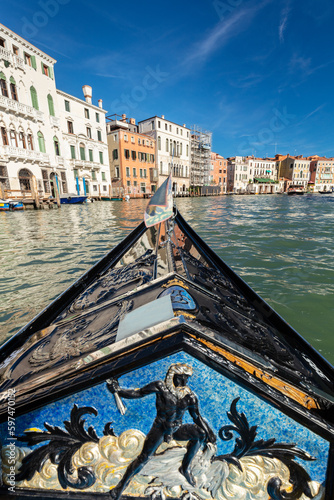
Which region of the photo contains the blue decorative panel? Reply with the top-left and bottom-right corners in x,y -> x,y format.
1,352 -> 329,499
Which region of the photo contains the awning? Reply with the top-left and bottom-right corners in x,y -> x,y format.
253,177 -> 278,184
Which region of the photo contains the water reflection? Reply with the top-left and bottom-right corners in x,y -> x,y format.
0,196 -> 333,364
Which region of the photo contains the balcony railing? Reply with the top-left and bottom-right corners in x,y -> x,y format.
0,95 -> 44,122
49,116 -> 60,128
71,159 -> 101,170
0,145 -> 50,163
0,48 -> 25,70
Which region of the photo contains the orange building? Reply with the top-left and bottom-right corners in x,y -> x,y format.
211,152 -> 227,193
107,115 -> 157,198
309,157 -> 334,192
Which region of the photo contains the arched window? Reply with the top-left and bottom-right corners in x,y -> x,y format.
9,77 -> 18,101
47,94 -> 55,116
30,86 -> 39,110
79,143 -> 86,161
0,72 -> 8,98
166,138 -> 169,152
37,131 -> 45,153
158,136 -> 161,150
18,131 -> 26,149
53,136 -> 60,156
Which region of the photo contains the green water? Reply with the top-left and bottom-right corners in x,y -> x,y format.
1,194 -> 333,365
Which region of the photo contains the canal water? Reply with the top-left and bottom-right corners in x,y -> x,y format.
1,194 -> 334,365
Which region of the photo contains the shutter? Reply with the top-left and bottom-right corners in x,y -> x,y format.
31,56 -> 37,70
47,94 -> 55,116
41,61 -> 44,73
0,72 -> 6,81
30,87 -> 39,110
9,76 -> 16,85
49,66 -> 54,79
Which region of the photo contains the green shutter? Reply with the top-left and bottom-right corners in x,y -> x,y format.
99,151 -> 103,164
80,146 -> 86,161
47,94 -> 55,116
30,86 -> 39,110
41,61 -> 44,73
37,132 -> 45,153
31,55 -> 37,70
89,149 -> 93,162
9,76 -> 16,85
0,72 -> 6,81
49,66 -> 54,79
70,145 -> 76,159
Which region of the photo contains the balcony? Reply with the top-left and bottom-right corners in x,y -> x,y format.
49,116 -> 60,128
0,145 -> 50,164
0,95 -> 44,122
56,156 -> 65,166
71,159 -> 101,170
0,48 -> 25,71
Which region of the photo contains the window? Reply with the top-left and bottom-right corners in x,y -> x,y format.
133,167 -> 137,177
169,125 -> 172,132
138,138 -> 141,144
124,149 -> 130,159
54,136 -> 60,156
84,108 -> 90,119
1,127 -> 8,146
92,171 -> 97,180
115,166 -> 120,178
37,131 -> 45,153
0,38 -> 5,48
89,149 -> 93,162
127,180 -> 130,187
140,168 -> 143,177
158,136 -> 161,150
102,172 -> 106,181
96,112 -> 100,123
131,136 -> 135,143
27,134 -> 33,150
140,182 -> 146,193
86,127 -> 92,139
99,151 -> 103,164
180,129 -> 183,136
9,130 -> 18,147
126,167 -> 130,176
67,121 -> 74,134
97,130 -> 102,141
131,150 -> 136,160
186,144 -> 189,156
73,169 -> 78,179
176,127 -> 179,134
47,94 -> 55,116
165,123 -> 167,130
134,180 -> 137,187
9,77 -> 18,101
0,73 -> 8,98
65,100 -> 70,112
158,121 -> 161,128
70,145 -> 76,159
24,53 -> 31,66
42,64 -> 49,76
144,169 -> 147,178
30,86 -> 39,110
124,134 -> 128,141
103,185 -> 107,191
79,143 -> 86,161
151,121 -> 155,130
180,143 -> 183,155
166,138 -> 169,152
19,132 -> 26,149
113,149 -> 118,160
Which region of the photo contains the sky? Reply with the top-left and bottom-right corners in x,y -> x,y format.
2,0 -> 334,158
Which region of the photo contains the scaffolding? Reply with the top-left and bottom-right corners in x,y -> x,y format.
190,126 -> 212,188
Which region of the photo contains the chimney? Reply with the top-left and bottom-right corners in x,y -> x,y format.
98,99 -> 103,108
161,115 -> 165,119
130,118 -> 136,125
122,114 -> 127,122
82,85 -> 92,104
183,124 -> 186,127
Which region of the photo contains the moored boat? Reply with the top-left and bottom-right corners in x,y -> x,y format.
60,194 -> 88,204
0,176 -> 333,500
287,185 -> 305,195
0,199 -> 24,211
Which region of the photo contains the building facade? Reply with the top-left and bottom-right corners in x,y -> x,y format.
227,156 -> 252,193
138,115 -> 191,195
107,115 -> 157,198
210,152 -> 227,193
190,127 -> 212,190
309,157 -> 334,192
57,87 -> 110,198
279,155 -> 311,190
0,23 -> 110,201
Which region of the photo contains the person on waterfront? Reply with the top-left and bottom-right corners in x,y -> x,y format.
106,363 -> 216,500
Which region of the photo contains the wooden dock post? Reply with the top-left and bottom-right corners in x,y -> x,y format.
54,175 -> 61,208
31,176 -> 41,209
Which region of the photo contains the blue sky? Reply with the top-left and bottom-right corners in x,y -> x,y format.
2,0 -> 334,158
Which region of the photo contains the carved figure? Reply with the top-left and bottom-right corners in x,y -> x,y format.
106,363 -> 216,500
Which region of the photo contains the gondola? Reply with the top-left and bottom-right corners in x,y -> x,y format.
0,175 -> 333,500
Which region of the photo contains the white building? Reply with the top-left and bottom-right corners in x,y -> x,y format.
227,156 -> 252,193
138,115 -> 191,194
57,87 -> 110,198
0,23 -> 110,201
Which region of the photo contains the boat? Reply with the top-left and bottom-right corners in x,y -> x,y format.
318,190 -> 333,194
287,185 -> 305,195
60,194 -> 88,204
0,175 -> 333,500
0,199 -> 24,211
